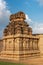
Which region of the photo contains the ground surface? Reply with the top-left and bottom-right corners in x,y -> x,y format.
21,57 -> 43,65
0,57 -> 43,65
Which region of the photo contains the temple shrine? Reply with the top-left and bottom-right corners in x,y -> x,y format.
0,11 -> 42,61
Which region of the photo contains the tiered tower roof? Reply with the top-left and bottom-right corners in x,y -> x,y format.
3,11 -> 32,36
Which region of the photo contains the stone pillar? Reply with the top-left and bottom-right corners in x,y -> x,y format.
23,38 -> 29,51
32,39 -> 38,50
15,38 -> 20,51
3,39 -> 8,51
37,39 -> 39,50
32,39 -> 35,50
29,39 -> 33,50
23,38 -> 26,50
3,39 -> 6,51
28,38 -> 30,50
26,38 -> 29,50
13,38 -> 15,51
3,38 -> 14,52
19,38 -> 23,51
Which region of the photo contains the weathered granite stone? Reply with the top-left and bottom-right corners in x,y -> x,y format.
0,11 -> 40,60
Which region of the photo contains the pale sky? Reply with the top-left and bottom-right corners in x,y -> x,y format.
0,0 -> 43,37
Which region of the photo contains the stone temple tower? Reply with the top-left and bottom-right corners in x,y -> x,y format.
1,11 -> 40,60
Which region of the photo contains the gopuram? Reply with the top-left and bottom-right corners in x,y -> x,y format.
0,11 -> 41,60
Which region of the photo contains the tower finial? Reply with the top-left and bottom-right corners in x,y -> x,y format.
10,11 -> 26,22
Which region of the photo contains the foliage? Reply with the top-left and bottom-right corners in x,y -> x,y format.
0,62 -> 26,65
